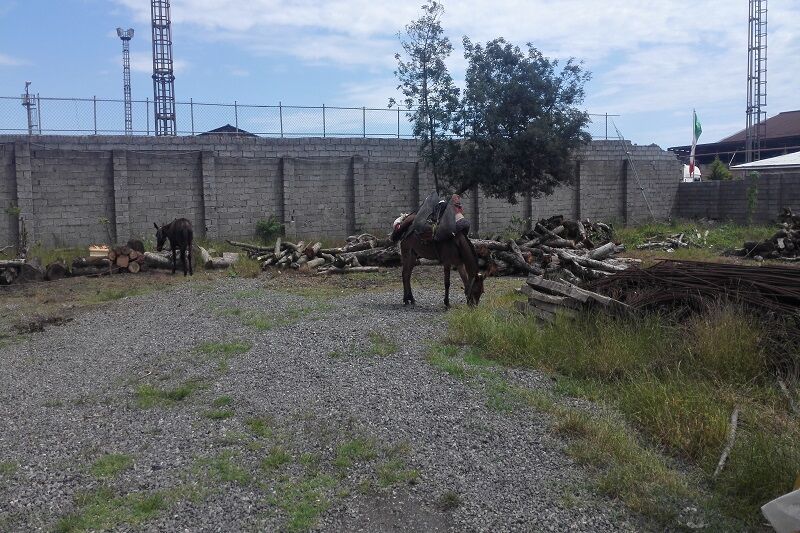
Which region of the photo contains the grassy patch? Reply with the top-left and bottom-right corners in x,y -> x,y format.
269,474 -> 336,533
90,454 -> 133,478
220,304 -> 329,331
55,486 -> 166,533
366,332 -> 397,357
376,458 -> 419,488
261,446 -> 292,471
615,221 -> 774,251
334,437 -> 377,470
204,409 -> 234,420
87,287 -> 147,304
135,379 -> 203,408
447,298 -> 797,527
197,341 -> 251,372
196,452 -> 251,485
0,460 -> 18,476
245,417 -> 273,439
226,257 -> 261,279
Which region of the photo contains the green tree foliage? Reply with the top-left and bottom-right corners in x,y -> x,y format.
707,156 -> 733,181
391,1 -> 460,193
445,39 -> 591,202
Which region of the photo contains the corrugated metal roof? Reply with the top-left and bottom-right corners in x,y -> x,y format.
732,150 -> 800,169
720,110 -> 800,142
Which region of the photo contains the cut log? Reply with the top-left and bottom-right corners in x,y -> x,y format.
128,249 -> 140,261
73,257 -> 111,269
127,261 -> 141,274
108,249 -> 117,262
320,266 -> 380,274
119,245 -> 131,256
587,242 -> 617,261
127,239 -> 145,253
527,275 -> 626,309
143,252 -> 173,270
520,284 -> 582,310
274,237 -> 282,257
304,242 -> 322,258
45,262 -> 68,281
0,268 -> 16,285
116,255 -> 130,269
306,257 -> 326,269
226,240 -> 272,253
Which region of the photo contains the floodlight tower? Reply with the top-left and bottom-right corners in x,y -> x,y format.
117,28 -> 135,135
151,0 -> 176,136
21,81 -> 38,135
745,0 -> 767,162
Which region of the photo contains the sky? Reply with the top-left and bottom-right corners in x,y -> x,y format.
0,0 -> 798,147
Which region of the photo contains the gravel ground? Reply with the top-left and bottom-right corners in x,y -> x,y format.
0,271 -> 647,532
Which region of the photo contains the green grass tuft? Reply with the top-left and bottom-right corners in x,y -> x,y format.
435,490 -> 462,511
197,452 -> 251,485
135,380 -> 203,408
367,332 -> 397,357
55,487 -> 166,533
376,458 -> 419,488
269,474 -> 336,533
90,454 -> 133,479
334,437 -> 377,469
261,447 -> 292,471
197,341 -> 251,372
244,417 -> 273,439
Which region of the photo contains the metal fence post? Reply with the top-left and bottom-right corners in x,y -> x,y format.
37,94 -> 42,134
93,96 -> 97,135
146,98 -> 150,136
322,104 -> 326,137
234,101 -> 238,131
190,98 -> 194,135
397,107 -> 400,138
362,106 -> 366,138
605,113 -> 608,140
279,101 -> 283,138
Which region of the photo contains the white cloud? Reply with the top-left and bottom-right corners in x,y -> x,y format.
111,0 -> 800,146
0,52 -> 26,67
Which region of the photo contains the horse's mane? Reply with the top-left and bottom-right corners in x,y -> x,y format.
391,213 -> 416,242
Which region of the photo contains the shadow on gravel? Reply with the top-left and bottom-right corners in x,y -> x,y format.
335,493 -> 451,532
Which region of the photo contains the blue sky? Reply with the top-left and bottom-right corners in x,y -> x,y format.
1,0 -> 798,147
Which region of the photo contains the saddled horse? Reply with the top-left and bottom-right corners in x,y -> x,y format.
154,218 -> 194,276
392,214 -> 484,307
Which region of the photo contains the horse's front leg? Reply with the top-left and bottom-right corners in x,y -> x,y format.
188,244 -> 193,276
457,264 -> 472,305
443,264 -> 451,308
171,247 -> 177,274
402,255 -> 415,306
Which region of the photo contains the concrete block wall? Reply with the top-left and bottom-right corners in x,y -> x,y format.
0,144 -> 16,246
0,135 -> 683,247
30,148 -> 115,247
676,170 -> 800,224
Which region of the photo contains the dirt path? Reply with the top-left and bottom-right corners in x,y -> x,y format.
0,271 -> 644,532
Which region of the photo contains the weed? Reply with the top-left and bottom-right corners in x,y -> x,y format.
269,474 -> 336,533
90,454 -> 133,478
426,346 -> 467,379
212,396 -> 233,407
376,458 -> 418,488
54,486 -> 166,533
88,287 -> 146,304
203,409 -> 234,420
261,447 -> 292,471
435,490 -> 462,511
245,417 -> 274,439
227,257 -> 261,279
334,437 -> 377,470
135,380 -> 203,408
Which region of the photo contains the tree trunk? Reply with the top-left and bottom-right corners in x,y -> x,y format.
45,262 -> 68,281
127,261 -> 141,274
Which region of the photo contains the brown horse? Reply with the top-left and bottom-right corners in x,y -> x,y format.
393,214 -> 484,307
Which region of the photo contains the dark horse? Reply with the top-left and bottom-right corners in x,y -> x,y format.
154,218 -> 194,276
392,214 -> 484,307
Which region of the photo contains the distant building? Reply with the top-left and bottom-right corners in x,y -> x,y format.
731,150 -> 800,180
669,110 -> 800,167
199,124 -> 257,137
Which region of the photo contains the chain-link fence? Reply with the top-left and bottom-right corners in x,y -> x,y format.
0,95 -> 618,139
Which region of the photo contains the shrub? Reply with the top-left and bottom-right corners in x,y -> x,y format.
706,156 -> 732,181
255,216 -> 283,245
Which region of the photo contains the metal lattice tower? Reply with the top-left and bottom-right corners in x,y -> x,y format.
151,0 -> 176,136
746,0 -> 768,163
117,28 -> 135,135
21,81 -> 39,135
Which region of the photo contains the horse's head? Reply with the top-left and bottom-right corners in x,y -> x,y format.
154,222 -> 167,251
467,271 -> 485,306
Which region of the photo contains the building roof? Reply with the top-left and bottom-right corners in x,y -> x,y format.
720,110 -> 800,142
732,150 -> 800,170
198,124 -> 257,137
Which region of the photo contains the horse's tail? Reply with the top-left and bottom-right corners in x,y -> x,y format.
391,213 -> 416,242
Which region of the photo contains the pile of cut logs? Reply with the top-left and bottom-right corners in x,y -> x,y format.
227,214 -> 631,281
517,275 -> 628,322
635,231 -> 707,252
731,208 -> 800,261
227,234 -> 397,275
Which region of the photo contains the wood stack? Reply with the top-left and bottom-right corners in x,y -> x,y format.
516,275 -> 628,322
636,232 -> 706,251
732,208 -> 800,261
227,233 -> 397,275
108,244 -> 145,273
0,259 -> 45,285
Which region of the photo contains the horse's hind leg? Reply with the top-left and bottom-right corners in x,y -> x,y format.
402,257 -> 415,306
180,247 -> 188,276
443,264 -> 451,308
171,247 -> 177,274
188,242 -> 193,275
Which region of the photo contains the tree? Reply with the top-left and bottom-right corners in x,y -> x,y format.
444,39 -> 591,202
391,1 -> 460,194
706,156 -> 733,181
